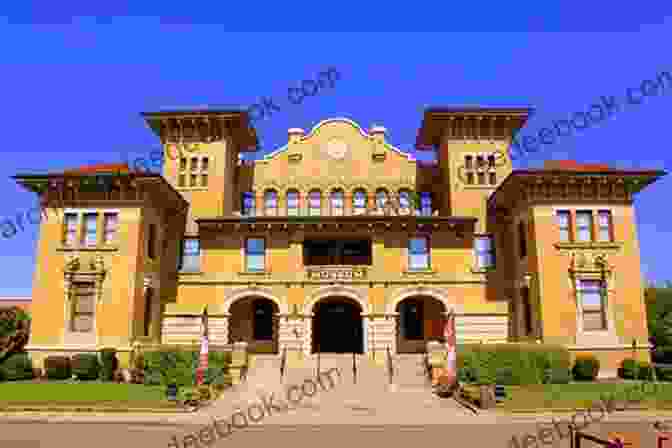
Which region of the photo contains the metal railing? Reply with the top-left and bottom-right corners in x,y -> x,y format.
352,351 -> 357,384
386,346 -> 394,384
280,346 -> 287,382
572,430 -> 622,448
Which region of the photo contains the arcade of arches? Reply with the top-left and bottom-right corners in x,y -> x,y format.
224,294 -> 449,354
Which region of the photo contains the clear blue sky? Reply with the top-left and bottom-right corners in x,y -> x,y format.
1,11 -> 671,296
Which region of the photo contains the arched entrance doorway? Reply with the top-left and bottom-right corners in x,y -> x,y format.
395,296 -> 446,353
312,297 -> 363,353
228,296 -> 279,354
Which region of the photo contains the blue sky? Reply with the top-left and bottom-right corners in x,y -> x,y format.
1,13 -> 671,296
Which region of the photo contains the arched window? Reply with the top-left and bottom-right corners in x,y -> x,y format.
353,189 -> 367,215
420,192 -> 432,216
330,189 -> 344,216
398,189 -> 411,214
309,190 -> 322,216
264,190 -> 278,216
286,190 -> 299,216
375,189 -> 389,210
242,192 -> 255,216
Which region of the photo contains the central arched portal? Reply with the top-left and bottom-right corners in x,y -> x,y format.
312,297 -> 364,354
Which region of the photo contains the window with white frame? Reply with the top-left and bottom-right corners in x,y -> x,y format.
420,192 -> 432,216
556,210 -> 571,242
64,213 -> 78,246
286,190 -> 299,216
103,213 -> 118,244
330,190 -> 344,216
375,189 -> 389,210
82,213 -> 98,247
179,238 -> 200,272
576,211 -> 593,242
398,189 -> 411,213
308,190 -> 322,216
246,237 -> 266,272
264,190 -> 278,216
178,155 -> 210,188
597,210 -> 613,242
578,279 -> 607,331
70,281 -> 95,333
242,192 -> 255,216
474,235 -> 495,269
408,236 -> 430,270
353,189 -> 367,214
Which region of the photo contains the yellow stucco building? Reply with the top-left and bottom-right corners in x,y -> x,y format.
14,107 -> 665,375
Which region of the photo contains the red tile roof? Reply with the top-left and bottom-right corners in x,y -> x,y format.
542,160 -> 613,171
63,163 -> 132,175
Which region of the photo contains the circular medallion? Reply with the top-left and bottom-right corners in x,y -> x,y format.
325,139 -> 348,160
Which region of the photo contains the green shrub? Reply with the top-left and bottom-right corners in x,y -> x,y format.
618,358 -> 638,379
572,354 -> 600,381
0,352 -> 34,381
99,348 -> 118,381
638,361 -> 653,380
456,343 -> 570,386
71,353 -> 100,380
656,366 -> 672,381
141,348 -> 232,387
44,356 -> 71,379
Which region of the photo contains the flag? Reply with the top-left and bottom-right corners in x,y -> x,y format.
444,311 -> 457,384
195,311 -> 209,386
196,334 -> 209,385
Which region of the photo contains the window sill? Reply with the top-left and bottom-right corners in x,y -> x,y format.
238,271 -> 271,277
471,266 -> 496,274
554,241 -> 622,250
403,269 -> 436,275
177,187 -> 208,192
58,245 -> 119,252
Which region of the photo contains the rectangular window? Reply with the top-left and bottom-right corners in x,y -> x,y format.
190,157 -> 198,172
477,172 -> 486,185
246,238 -> 266,272
598,210 -> 613,242
287,192 -> 299,216
466,172 -> 474,185
190,174 -> 197,187
465,155 -> 473,170
82,213 -> 98,247
420,192 -> 432,216
242,192 -> 255,216
178,174 -> 186,187
148,224 -> 156,259
180,238 -> 200,272
579,280 -> 607,331
576,211 -> 593,242
556,210 -> 571,242
71,282 -> 95,333
488,172 -> 497,185
64,213 -> 78,246
103,213 -> 118,244
475,235 -> 495,269
408,236 -> 430,270
518,221 -> 527,258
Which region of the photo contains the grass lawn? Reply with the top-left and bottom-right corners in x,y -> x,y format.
0,382 -> 176,408
494,382 -> 672,410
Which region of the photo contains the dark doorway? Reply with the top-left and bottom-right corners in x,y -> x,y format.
253,299 -> 274,341
395,296 -> 446,353
312,297 -> 363,353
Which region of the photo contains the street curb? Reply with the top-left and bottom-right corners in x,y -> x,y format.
0,406 -> 194,414
503,406 -> 672,413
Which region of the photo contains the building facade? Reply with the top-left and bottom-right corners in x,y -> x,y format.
14,108 -> 664,374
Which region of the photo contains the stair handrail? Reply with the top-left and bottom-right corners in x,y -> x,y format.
386,346 -> 394,384
280,346 -> 287,382
352,351 -> 357,384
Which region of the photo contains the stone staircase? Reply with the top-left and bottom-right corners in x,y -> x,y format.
203,351 -> 475,423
